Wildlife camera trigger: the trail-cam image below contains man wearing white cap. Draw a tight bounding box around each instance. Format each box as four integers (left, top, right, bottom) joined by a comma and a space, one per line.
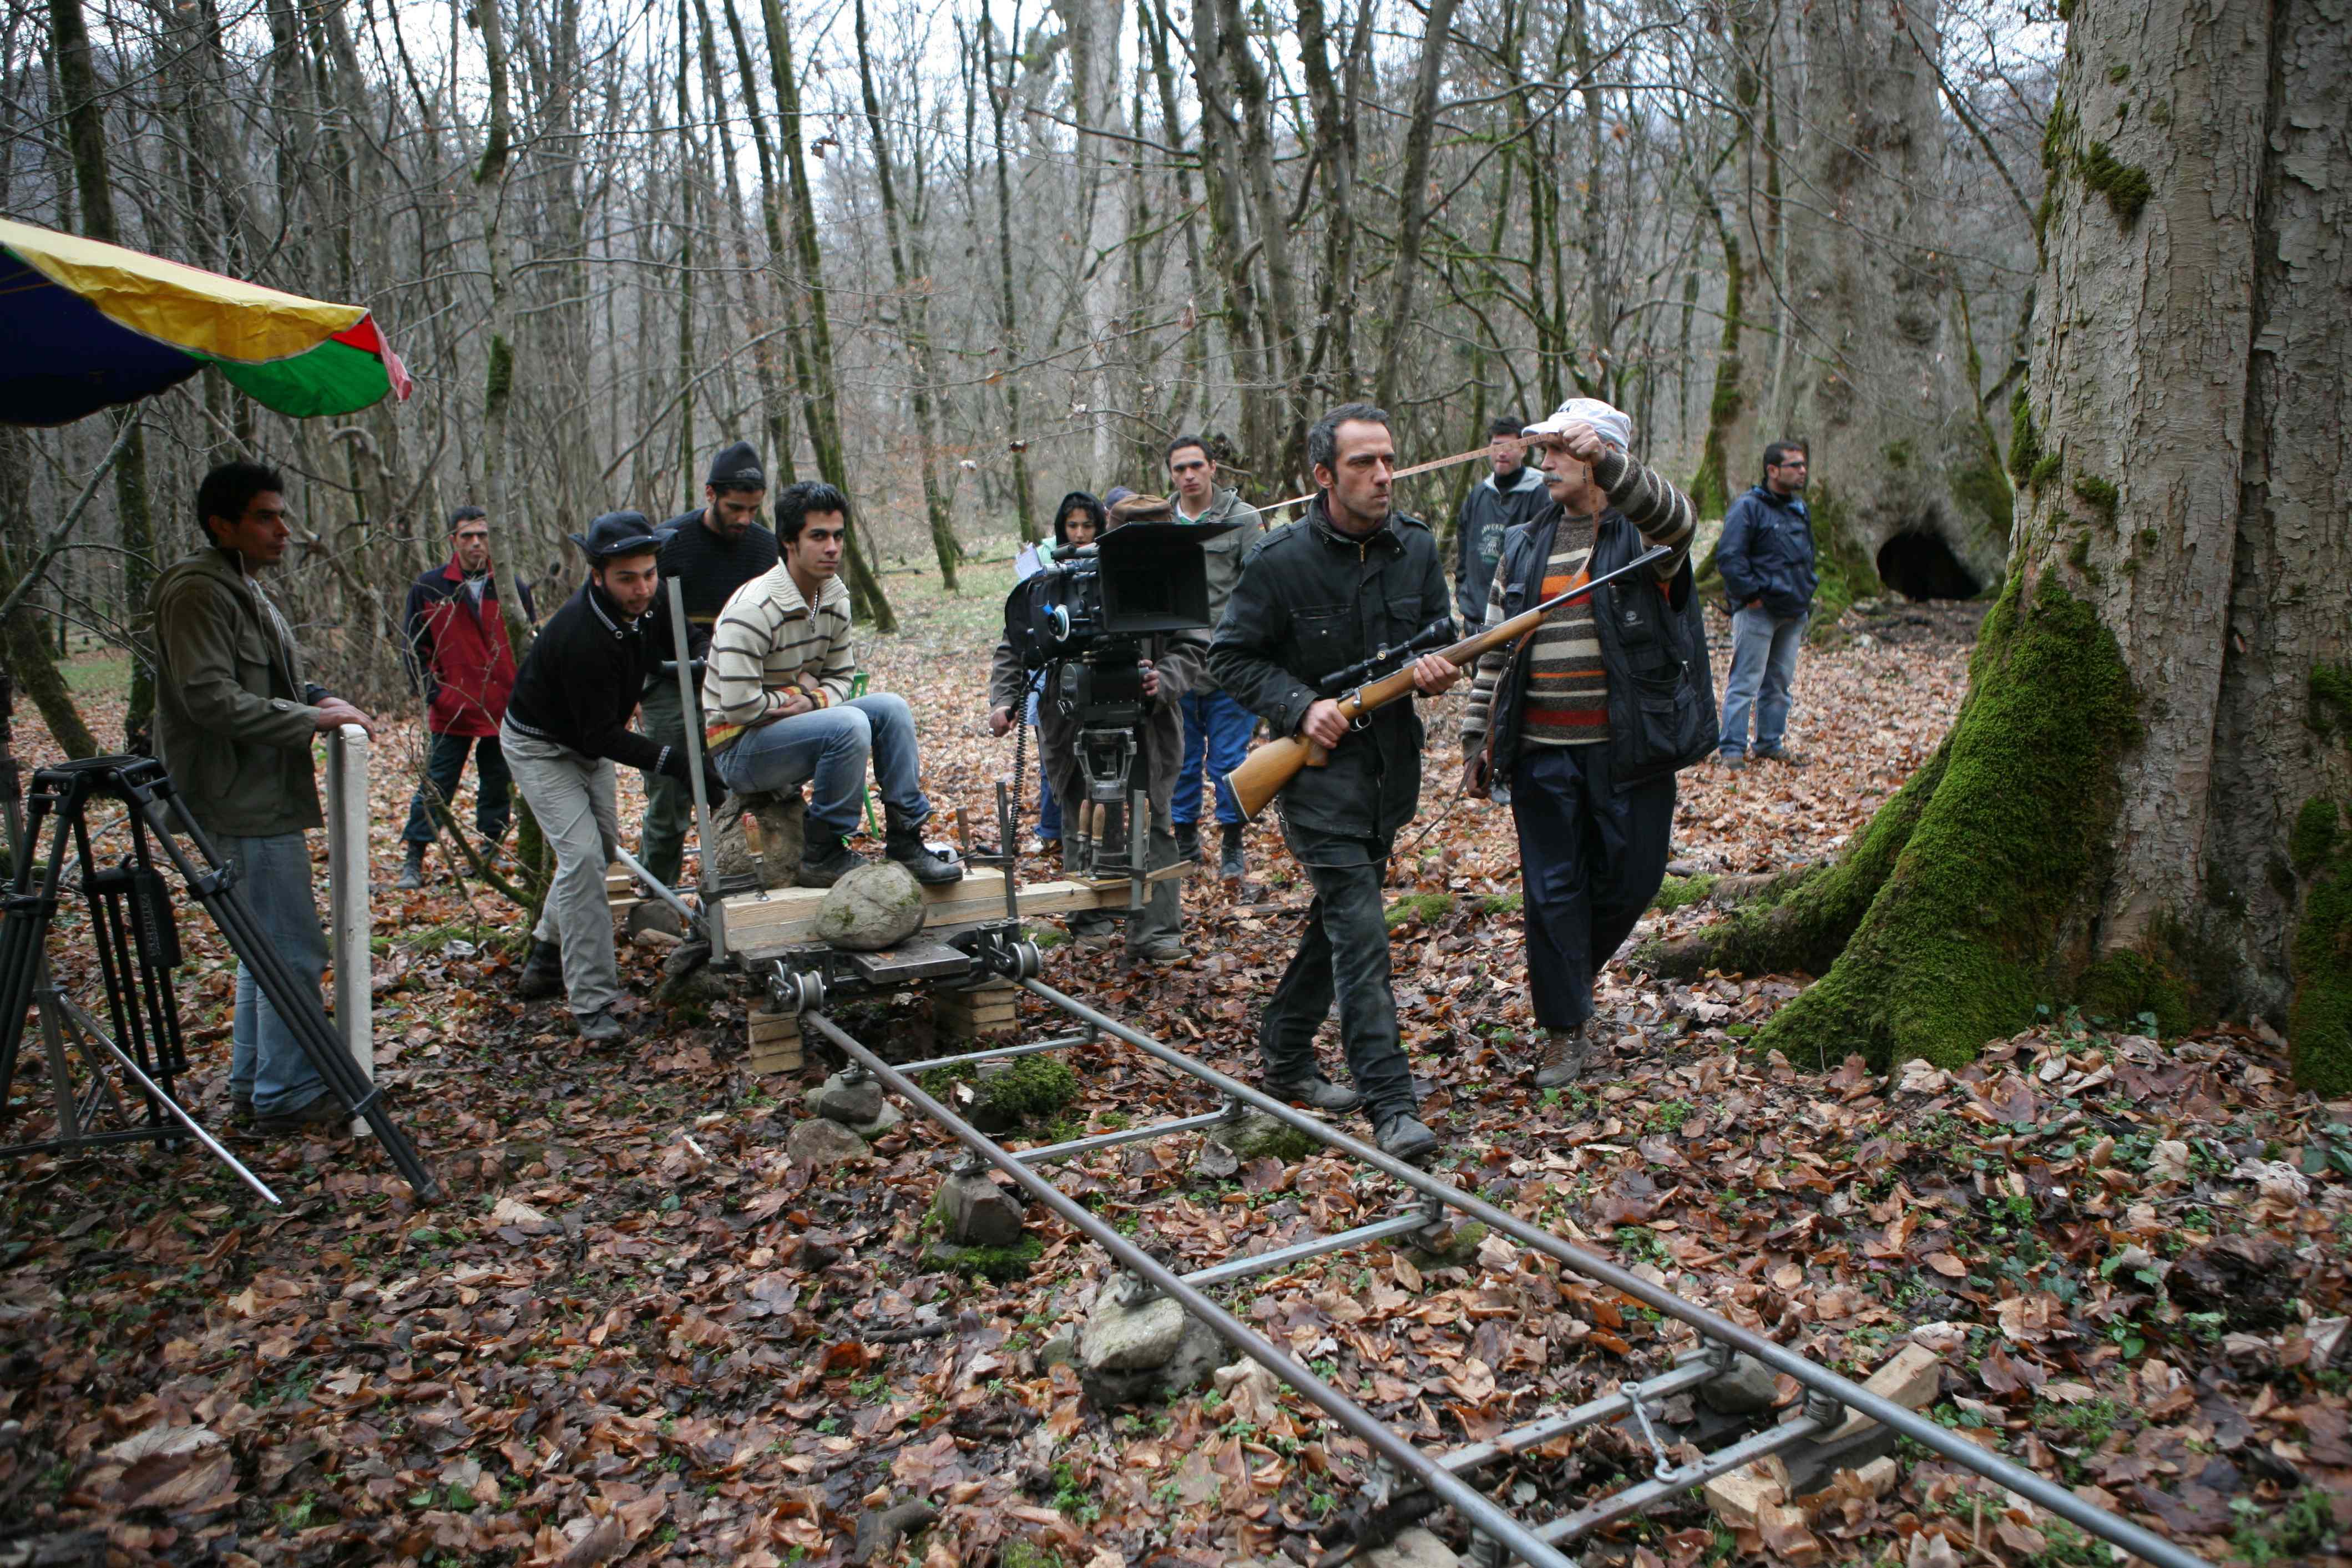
1458, 398, 1715, 1088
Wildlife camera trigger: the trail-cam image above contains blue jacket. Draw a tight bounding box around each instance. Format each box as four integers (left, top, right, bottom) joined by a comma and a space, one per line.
1716, 485, 1817, 619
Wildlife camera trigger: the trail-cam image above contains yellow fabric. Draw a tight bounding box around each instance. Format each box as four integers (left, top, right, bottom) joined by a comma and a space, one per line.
0, 216, 365, 364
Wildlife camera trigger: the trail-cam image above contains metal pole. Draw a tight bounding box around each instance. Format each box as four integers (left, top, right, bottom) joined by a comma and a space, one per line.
665, 576, 723, 962
611, 844, 703, 933
326, 725, 373, 1137
48, 993, 280, 1205
1020, 980, 2212, 1568
798, 1009, 1577, 1568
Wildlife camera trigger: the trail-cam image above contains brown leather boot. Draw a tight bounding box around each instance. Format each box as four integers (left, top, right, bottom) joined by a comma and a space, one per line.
1534, 1021, 1592, 1089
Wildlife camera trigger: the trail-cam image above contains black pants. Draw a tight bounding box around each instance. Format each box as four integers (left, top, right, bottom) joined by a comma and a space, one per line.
401, 730, 512, 847
1508, 743, 1675, 1030
1258, 824, 1414, 1121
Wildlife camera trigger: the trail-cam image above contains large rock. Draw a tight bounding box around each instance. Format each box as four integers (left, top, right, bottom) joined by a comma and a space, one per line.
937, 1171, 1026, 1248
1365, 1530, 1463, 1568
807, 1070, 887, 1129
816, 861, 925, 951
1699, 1353, 1779, 1415
1075, 1276, 1226, 1406
1201, 1109, 1320, 1165
710, 791, 806, 889
785, 1116, 873, 1166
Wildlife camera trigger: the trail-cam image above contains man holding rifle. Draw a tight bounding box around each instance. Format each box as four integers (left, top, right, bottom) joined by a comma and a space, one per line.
1459, 399, 1711, 1088
1211, 403, 1460, 1161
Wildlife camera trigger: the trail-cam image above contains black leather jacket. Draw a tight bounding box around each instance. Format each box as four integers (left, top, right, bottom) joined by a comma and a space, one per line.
1210, 497, 1452, 841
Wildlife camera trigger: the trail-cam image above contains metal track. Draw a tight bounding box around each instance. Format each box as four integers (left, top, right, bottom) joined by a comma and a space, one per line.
790, 979, 2212, 1568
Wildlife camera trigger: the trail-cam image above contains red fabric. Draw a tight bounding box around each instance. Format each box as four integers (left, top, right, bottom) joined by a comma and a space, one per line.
414, 562, 519, 737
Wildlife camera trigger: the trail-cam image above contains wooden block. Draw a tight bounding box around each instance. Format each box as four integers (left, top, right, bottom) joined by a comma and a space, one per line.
722, 869, 1133, 958
747, 1007, 803, 1074
1824, 1342, 1943, 1443
749, 1038, 805, 1074
1702, 1467, 1786, 1530
748, 1012, 802, 1044
934, 982, 1018, 1040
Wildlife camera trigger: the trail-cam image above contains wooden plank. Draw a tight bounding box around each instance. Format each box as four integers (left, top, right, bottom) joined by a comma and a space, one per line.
724, 868, 1134, 958
748, 1008, 804, 1074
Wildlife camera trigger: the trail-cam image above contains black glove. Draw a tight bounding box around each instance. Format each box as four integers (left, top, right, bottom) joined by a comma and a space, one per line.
701, 755, 729, 804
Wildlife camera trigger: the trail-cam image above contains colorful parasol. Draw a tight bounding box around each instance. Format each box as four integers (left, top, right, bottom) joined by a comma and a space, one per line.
0, 216, 411, 427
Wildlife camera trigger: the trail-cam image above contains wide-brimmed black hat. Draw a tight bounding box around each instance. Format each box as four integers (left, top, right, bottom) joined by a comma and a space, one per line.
570, 510, 660, 562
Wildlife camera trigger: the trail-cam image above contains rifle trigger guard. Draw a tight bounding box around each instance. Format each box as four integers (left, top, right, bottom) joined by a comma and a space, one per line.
1341, 689, 1372, 729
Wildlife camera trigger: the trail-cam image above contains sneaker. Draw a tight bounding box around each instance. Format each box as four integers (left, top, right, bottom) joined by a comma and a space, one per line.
575, 1008, 626, 1044
884, 826, 965, 886
1218, 825, 1247, 882
1717, 752, 1747, 771
798, 835, 866, 888
1534, 1023, 1591, 1089
1174, 822, 1201, 863
231, 1091, 254, 1127
1753, 746, 1803, 766
1266, 1074, 1361, 1112
394, 844, 427, 889
1374, 1112, 1438, 1162
516, 939, 564, 1000
1132, 934, 1189, 965
253, 1091, 350, 1136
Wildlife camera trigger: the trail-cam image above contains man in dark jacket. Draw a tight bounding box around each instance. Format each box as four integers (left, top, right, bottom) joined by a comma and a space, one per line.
396, 506, 534, 888
1210, 403, 1460, 1162
151, 461, 379, 1135
639, 441, 780, 889
1451, 414, 1551, 625
1714, 441, 1815, 766
502, 513, 722, 1041
1459, 399, 1709, 1089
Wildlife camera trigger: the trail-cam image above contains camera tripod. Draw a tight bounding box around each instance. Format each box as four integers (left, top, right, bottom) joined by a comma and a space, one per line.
0, 755, 440, 1203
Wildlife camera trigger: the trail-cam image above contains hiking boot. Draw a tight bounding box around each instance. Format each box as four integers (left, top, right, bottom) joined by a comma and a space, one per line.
1175, 822, 1201, 863
575, 1008, 626, 1044
395, 843, 427, 889
1374, 1111, 1438, 1162
798, 834, 866, 888
516, 939, 564, 1000
1218, 824, 1247, 881
1753, 746, 1804, 766
884, 824, 965, 886
1717, 751, 1747, 771
231, 1091, 254, 1127
254, 1091, 350, 1136
1132, 934, 1189, 965
1266, 1073, 1361, 1112
1534, 1023, 1592, 1089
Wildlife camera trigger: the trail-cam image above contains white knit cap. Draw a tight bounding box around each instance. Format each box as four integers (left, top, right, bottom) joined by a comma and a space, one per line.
1524, 397, 1632, 452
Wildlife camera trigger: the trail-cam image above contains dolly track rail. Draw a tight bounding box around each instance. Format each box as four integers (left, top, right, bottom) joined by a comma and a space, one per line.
1014, 980, 2212, 1568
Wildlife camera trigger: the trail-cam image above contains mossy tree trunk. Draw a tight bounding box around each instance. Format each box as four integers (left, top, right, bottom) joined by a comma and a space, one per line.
1665, 0, 2351, 1095
1775, 0, 2007, 600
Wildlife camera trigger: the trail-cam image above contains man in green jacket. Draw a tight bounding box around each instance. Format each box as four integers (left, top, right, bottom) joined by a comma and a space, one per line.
151, 461, 377, 1135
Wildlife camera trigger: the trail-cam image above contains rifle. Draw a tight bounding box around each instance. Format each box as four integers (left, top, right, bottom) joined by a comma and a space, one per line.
1222, 544, 1672, 821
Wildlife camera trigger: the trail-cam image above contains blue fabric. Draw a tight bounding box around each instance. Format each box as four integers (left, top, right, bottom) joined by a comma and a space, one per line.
1507, 743, 1676, 1030
219, 831, 331, 1118
1715, 485, 1817, 618
714, 693, 930, 838
1173, 689, 1254, 826
0, 247, 202, 426
1035, 740, 1062, 841
1720, 606, 1807, 755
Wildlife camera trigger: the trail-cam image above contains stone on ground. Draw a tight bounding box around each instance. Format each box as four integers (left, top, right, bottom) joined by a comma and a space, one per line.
937, 1170, 1026, 1248
1075, 1276, 1227, 1406
626, 899, 684, 939
1364, 1529, 1463, 1568
1699, 1352, 1779, 1414
1201, 1109, 1319, 1164
817, 861, 925, 951
806, 1070, 888, 1129
785, 1116, 873, 1166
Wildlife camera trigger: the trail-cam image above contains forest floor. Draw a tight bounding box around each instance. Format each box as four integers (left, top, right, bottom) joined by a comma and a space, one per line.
2, 562, 2348, 1568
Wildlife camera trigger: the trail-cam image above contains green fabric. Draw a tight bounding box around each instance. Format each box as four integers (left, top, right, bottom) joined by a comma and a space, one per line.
206, 338, 391, 419
148, 548, 324, 837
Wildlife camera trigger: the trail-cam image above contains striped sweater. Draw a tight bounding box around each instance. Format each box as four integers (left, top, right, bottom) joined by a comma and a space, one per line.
1459, 447, 1698, 752
700, 564, 857, 752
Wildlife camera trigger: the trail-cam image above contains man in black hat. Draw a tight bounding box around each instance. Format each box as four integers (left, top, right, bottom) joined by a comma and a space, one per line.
502, 513, 723, 1041
636, 441, 780, 893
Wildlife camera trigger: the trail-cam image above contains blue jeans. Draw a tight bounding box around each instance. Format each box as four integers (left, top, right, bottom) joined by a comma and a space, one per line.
1174, 690, 1253, 827
1719, 606, 1807, 756
714, 694, 931, 838
218, 831, 331, 1117
399, 730, 511, 846
1035, 736, 1063, 842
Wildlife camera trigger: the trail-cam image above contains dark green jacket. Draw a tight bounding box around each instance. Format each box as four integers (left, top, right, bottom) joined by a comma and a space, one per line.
1209, 497, 1451, 842
149, 547, 325, 837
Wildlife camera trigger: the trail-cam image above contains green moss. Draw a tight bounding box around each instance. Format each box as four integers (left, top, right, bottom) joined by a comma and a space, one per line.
2007, 388, 2043, 484
924, 1235, 1044, 1283
1755, 573, 2141, 1069
1652, 874, 1719, 912
2073, 922, 2228, 1039
2027, 452, 2063, 491
2071, 474, 2119, 524
2065, 534, 2101, 585
1480, 891, 1524, 917
2293, 798, 2342, 876
2079, 144, 2152, 222
2290, 864, 2352, 1095
1385, 891, 1456, 930
1800, 485, 1881, 642
2311, 662, 2352, 737
969, 1056, 1079, 1126
1952, 456, 2015, 543
1882, 439, 1914, 471
2106, 63, 2130, 84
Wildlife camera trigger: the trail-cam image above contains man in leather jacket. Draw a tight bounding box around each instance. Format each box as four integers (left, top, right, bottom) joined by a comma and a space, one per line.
1210, 403, 1461, 1162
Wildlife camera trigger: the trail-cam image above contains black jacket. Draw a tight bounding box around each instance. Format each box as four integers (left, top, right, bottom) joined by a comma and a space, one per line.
1210, 498, 1452, 842
655, 508, 781, 632
1484, 510, 1716, 791
1453, 463, 1552, 625
1716, 484, 1817, 618
504, 580, 696, 771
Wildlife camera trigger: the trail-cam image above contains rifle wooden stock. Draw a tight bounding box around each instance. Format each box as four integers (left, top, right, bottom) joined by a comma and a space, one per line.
1221, 544, 1670, 821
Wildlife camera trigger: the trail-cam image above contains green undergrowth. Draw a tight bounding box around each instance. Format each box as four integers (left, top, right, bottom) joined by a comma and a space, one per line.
1801, 484, 1882, 643
1756, 571, 2139, 1069
924, 1235, 1043, 1283
1385, 891, 1456, 929
1651, 874, 1719, 912
2290, 795, 2352, 1095
920, 1055, 1079, 1129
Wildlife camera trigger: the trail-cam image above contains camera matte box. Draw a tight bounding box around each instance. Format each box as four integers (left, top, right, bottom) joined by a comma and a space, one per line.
1095, 518, 1240, 634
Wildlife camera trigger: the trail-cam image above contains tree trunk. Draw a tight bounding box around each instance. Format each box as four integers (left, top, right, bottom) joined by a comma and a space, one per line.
1776, 0, 2005, 603
49, 0, 160, 751
982, 0, 1040, 541
0, 428, 99, 761
1371, 0, 1458, 409
1667, 0, 2351, 1094
715, 0, 804, 483
1053, 0, 1128, 479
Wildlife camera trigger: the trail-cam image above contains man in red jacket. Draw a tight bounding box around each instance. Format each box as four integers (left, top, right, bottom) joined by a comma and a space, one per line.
397, 507, 535, 888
